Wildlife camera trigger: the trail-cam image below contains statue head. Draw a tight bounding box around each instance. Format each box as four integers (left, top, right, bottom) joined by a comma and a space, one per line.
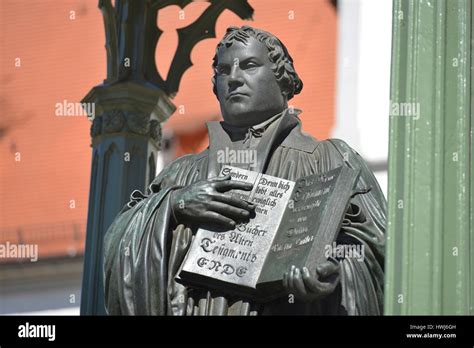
212, 26, 303, 127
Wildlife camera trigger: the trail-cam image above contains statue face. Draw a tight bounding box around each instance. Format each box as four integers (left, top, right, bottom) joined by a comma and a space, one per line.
215, 37, 287, 127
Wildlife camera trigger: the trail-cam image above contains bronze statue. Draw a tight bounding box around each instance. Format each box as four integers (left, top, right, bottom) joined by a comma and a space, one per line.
103, 26, 386, 315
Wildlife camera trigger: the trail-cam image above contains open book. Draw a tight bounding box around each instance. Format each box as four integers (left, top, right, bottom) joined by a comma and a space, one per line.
177, 165, 360, 301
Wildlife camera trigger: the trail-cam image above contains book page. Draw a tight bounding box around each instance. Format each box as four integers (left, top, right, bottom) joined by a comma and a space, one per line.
179, 166, 295, 291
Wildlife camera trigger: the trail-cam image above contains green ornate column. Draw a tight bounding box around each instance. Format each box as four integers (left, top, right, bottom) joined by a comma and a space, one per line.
80, 0, 254, 315
80, 0, 176, 315
385, 0, 473, 314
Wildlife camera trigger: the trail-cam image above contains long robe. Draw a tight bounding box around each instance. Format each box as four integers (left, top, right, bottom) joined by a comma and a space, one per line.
103, 109, 386, 315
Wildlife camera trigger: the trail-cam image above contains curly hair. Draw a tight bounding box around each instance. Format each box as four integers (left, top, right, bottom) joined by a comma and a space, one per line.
211, 26, 303, 100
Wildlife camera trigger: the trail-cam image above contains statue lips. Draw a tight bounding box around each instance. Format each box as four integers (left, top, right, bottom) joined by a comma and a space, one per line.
226, 92, 249, 101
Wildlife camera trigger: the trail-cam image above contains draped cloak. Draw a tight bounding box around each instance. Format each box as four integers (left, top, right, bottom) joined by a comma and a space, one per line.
103, 109, 386, 315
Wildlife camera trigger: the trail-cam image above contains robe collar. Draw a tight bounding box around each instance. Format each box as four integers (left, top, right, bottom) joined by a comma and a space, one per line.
205, 108, 302, 178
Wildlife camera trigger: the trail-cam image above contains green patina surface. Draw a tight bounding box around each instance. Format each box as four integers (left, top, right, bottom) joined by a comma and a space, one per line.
386, 0, 472, 315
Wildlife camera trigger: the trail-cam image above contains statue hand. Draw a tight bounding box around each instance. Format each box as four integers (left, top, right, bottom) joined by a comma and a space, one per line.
170, 174, 255, 229
282, 260, 340, 302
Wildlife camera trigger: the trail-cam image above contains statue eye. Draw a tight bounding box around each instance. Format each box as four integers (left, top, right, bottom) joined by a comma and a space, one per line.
244, 62, 258, 70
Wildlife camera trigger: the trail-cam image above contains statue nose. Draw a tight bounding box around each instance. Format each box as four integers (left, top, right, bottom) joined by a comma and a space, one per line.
228, 65, 244, 85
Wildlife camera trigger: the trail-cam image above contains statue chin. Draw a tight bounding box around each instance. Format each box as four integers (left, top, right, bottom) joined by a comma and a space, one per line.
222, 106, 286, 127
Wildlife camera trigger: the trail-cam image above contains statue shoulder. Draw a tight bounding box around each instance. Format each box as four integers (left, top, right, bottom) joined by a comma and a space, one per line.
280, 124, 320, 153
319, 138, 366, 171
149, 149, 209, 192
326, 138, 361, 160
326, 138, 387, 204
279, 126, 362, 158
